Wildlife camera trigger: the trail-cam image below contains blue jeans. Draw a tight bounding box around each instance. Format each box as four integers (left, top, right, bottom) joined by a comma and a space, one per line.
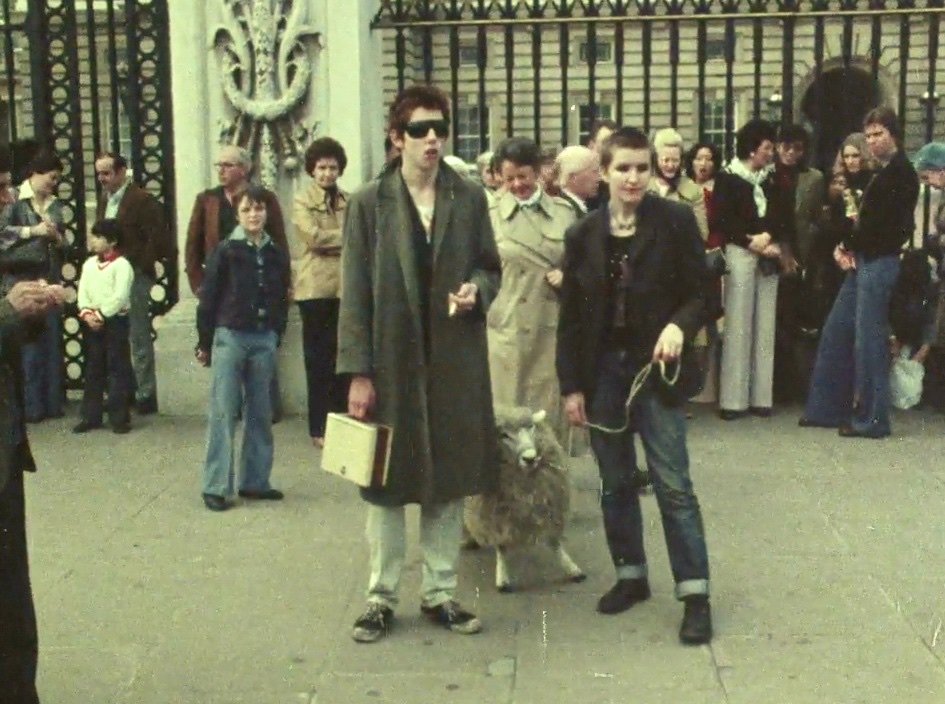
804, 254, 900, 437
202, 327, 278, 497
22, 310, 63, 421
588, 349, 710, 599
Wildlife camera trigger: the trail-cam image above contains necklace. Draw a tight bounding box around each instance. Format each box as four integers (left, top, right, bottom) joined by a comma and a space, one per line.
610, 210, 637, 237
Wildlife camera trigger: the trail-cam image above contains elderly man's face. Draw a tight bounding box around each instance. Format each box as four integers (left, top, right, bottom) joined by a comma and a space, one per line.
216, 146, 249, 189
923, 169, 945, 190
567, 159, 601, 200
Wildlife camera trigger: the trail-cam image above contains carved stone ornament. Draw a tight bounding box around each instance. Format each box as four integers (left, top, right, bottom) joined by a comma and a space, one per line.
211, 0, 322, 188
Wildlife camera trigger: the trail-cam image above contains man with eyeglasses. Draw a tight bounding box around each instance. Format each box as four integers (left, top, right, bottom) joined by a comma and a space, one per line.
338, 84, 501, 643
0, 146, 68, 704
94, 152, 174, 416
184, 145, 287, 296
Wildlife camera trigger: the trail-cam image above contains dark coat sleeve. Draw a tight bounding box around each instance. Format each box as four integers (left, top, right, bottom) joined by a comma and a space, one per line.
195, 242, 226, 353
337, 188, 376, 376
467, 187, 501, 314
555, 221, 585, 397
185, 194, 206, 295
712, 174, 761, 250
668, 204, 709, 343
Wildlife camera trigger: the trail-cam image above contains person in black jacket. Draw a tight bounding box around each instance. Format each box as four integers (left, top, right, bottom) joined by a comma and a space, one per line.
556, 127, 712, 645
195, 186, 291, 510
801, 107, 920, 438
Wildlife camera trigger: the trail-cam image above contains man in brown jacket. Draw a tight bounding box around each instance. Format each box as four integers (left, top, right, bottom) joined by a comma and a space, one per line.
94, 153, 174, 414
184, 145, 287, 295
184, 145, 288, 420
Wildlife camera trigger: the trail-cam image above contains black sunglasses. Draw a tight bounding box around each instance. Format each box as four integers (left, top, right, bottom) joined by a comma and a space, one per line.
404, 119, 449, 139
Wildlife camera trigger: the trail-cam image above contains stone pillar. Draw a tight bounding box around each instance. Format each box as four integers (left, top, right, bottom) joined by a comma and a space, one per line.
156, 0, 385, 416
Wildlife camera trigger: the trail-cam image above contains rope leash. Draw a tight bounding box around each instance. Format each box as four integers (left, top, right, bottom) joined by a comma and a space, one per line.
584, 359, 681, 435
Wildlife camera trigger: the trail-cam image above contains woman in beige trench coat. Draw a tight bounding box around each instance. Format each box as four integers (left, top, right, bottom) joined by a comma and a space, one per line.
487, 138, 576, 433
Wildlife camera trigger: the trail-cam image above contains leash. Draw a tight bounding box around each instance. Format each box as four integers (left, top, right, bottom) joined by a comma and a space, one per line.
584, 359, 681, 435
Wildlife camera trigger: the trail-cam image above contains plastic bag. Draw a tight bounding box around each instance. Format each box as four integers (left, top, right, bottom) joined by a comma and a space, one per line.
890, 349, 924, 410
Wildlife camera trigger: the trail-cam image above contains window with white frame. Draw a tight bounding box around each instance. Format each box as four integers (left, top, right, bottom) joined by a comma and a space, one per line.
578, 103, 613, 146
454, 104, 489, 163
701, 97, 738, 151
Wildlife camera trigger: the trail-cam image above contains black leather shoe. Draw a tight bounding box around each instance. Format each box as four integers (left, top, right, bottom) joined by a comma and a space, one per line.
597, 578, 651, 614
112, 422, 131, 435
718, 409, 747, 421
202, 494, 229, 512
135, 396, 158, 415
679, 595, 713, 645
73, 420, 102, 434
749, 406, 772, 418
238, 488, 284, 500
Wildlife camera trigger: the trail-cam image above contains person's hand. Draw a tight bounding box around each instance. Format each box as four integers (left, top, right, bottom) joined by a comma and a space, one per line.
545, 268, 564, 289
448, 282, 478, 316
913, 344, 931, 365
348, 375, 376, 420
563, 392, 587, 427
5, 281, 54, 318
760, 243, 782, 259
195, 348, 210, 367
834, 245, 856, 271
780, 253, 799, 275
653, 322, 684, 362
747, 232, 772, 254
889, 336, 902, 358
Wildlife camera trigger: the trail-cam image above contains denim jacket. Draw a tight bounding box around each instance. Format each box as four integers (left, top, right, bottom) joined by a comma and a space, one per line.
196, 226, 290, 352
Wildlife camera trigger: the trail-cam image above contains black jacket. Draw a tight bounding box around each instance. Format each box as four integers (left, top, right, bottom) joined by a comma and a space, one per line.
196, 231, 291, 352
844, 150, 919, 258
711, 170, 795, 253
556, 195, 708, 405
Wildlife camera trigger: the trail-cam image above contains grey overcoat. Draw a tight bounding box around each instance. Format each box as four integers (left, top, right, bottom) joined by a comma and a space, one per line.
337, 162, 502, 507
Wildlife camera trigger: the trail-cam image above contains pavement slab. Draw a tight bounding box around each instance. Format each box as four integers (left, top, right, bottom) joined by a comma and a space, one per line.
20, 405, 945, 703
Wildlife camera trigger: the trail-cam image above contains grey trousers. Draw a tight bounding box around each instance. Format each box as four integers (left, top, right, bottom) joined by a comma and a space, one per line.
129, 268, 157, 402
365, 499, 464, 609
719, 244, 779, 411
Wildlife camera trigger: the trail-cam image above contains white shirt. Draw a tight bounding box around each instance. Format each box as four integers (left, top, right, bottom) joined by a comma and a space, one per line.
77, 254, 134, 318
104, 182, 129, 219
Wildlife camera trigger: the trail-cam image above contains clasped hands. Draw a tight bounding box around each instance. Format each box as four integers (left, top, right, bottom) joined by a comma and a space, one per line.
564, 323, 684, 427
748, 232, 798, 274
833, 245, 856, 271
6, 280, 67, 319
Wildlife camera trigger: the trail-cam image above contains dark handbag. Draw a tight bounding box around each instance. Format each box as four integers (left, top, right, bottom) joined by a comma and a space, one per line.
0, 236, 50, 275
758, 256, 781, 277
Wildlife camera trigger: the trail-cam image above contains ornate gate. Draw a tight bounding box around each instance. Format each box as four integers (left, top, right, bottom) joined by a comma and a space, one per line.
1, 0, 176, 388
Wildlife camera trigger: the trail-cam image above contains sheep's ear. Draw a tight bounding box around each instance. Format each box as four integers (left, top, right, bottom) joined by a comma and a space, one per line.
531, 410, 547, 425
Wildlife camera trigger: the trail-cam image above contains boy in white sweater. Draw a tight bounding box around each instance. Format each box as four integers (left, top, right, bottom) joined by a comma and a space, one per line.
74, 219, 135, 434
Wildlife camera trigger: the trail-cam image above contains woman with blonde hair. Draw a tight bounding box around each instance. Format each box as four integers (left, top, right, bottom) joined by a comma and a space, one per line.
649, 128, 708, 239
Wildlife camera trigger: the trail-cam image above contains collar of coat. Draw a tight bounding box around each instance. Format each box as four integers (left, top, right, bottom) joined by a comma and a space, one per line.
496, 188, 557, 221
579, 194, 662, 277
298, 180, 348, 212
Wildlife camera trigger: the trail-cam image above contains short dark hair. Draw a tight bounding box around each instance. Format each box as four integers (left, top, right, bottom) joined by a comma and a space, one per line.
0, 146, 11, 175
387, 84, 451, 136
236, 184, 269, 209
777, 124, 810, 149
27, 150, 63, 176
735, 119, 777, 160
304, 137, 347, 176
384, 135, 394, 153
863, 106, 903, 145
600, 126, 650, 169
95, 152, 128, 171
589, 119, 619, 144
91, 218, 122, 245
684, 141, 723, 180
493, 137, 542, 170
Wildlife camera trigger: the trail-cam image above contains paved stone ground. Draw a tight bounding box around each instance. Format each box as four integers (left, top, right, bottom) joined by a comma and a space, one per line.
21, 404, 945, 703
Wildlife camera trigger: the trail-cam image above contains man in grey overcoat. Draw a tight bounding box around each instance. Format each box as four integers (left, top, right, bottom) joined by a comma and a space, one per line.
338, 85, 501, 643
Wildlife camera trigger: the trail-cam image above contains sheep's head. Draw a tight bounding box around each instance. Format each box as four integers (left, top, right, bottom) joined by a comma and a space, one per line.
495, 407, 546, 469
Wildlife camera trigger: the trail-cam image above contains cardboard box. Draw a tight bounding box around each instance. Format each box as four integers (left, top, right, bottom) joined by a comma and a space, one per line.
321, 413, 393, 488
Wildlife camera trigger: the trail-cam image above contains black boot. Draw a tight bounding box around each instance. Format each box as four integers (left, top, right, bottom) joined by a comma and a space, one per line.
596, 578, 651, 614
679, 595, 712, 644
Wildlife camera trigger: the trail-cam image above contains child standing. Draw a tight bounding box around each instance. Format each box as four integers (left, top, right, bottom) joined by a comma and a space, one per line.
74, 218, 134, 434
195, 186, 291, 512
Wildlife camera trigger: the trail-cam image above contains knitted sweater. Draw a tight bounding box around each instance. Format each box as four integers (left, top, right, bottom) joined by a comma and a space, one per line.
77, 254, 133, 319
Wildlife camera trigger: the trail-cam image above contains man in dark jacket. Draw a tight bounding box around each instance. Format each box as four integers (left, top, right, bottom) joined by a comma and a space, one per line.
556, 127, 712, 644
802, 107, 920, 438
0, 145, 67, 704
338, 85, 501, 644
94, 153, 174, 415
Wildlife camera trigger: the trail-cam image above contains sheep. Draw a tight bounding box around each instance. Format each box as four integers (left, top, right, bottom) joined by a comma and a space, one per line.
465, 406, 586, 592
